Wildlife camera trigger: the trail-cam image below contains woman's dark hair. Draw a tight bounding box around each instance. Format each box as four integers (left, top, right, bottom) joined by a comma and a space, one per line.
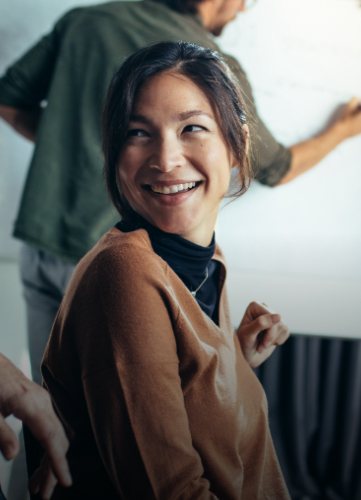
103, 41, 252, 217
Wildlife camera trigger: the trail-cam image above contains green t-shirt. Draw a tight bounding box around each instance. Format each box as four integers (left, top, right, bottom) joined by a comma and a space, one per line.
0, 0, 290, 262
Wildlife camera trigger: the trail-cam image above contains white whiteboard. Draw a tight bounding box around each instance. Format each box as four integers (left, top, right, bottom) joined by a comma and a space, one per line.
217, 0, 361, 337
0, 0, 360, 337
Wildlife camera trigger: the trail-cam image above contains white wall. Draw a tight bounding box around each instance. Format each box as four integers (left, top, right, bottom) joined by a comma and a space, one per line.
216, 0, 361, 337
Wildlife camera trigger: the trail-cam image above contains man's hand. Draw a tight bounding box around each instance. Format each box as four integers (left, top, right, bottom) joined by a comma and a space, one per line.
0, 104, 40, 142
279, 96, 361, 185
236, 302, 289, 368
0, 353, 72, 498
336, 97, 361, 139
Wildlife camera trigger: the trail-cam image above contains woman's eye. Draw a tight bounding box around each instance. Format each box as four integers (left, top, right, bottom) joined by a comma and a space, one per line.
183, 124, 206, 133
126, 129, 148, 138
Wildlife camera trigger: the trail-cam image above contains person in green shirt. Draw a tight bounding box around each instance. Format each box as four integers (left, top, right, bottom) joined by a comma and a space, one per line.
0, 0, 360, 386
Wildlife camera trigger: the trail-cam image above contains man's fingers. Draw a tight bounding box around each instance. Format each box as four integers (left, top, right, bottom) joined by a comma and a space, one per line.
0, 414, 19, 460
26, 412, 72, 487
29, 459, 58, 500
39, 469, 58, 500
348, 96, 361, 112
0, 354, 71, 489
38, 423, 72, 487
29, 465, 42, 496
13, 387, 72, 487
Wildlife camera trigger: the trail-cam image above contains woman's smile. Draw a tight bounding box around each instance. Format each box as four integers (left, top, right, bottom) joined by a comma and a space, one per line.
142, 180, 204, 206
146, 180, 199, 195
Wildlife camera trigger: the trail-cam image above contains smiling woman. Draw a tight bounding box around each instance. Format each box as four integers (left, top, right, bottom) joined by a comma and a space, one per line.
41, 41, 290, 499
117, 71, 235, 246
103, 42, 250, 248
103, 41, 250, 220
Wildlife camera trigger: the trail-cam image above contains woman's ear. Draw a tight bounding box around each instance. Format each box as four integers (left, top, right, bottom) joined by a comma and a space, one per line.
243, 124, 250, 155
231, 124, 250, 169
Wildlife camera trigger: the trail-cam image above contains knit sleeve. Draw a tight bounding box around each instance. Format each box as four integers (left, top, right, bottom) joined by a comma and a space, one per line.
77, 244, 219, 499
223, 53, 291, 187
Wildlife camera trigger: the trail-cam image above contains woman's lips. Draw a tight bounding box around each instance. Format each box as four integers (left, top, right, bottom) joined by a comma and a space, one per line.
141, 180, 203, 205
142, 180, 203, 195
150, 181, 196, 194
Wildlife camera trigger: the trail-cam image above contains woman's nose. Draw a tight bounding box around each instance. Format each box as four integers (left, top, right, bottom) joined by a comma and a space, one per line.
148, 135, 185, 172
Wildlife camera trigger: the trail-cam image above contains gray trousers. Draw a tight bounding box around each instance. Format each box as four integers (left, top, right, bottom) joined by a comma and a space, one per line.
19, 244, 75, 384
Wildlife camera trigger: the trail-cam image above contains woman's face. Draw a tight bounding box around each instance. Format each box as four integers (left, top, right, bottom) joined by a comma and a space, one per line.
117, 71, 234, 246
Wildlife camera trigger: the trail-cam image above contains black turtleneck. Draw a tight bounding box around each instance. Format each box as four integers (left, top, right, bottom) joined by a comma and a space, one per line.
116, 215, 220, 323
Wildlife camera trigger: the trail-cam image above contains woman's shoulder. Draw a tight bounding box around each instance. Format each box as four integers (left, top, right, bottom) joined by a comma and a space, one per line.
79, 227, 168, 282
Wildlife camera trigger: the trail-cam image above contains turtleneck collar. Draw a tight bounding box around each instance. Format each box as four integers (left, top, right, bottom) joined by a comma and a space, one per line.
116, 213, 220, 322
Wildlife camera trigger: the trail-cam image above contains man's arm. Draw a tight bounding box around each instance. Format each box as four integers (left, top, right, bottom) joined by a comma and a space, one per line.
279, 97, 361, 185
0, 104, 41, 142
0, 353, 72, 498
0, 12, 72, 143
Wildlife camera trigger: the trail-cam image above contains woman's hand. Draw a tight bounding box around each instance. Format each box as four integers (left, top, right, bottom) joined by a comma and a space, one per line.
236, 302, 289, 368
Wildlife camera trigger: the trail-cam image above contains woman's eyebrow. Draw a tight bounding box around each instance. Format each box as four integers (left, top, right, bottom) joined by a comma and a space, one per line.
178, 110, 213, 121
129, 110, 214, 124
129, 114, 150, 123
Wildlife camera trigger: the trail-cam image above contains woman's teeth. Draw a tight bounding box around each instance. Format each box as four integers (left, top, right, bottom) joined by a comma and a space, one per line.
151, 182, 196, 194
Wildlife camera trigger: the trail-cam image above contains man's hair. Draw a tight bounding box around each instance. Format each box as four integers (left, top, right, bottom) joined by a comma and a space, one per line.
151, 0, 203, 14
102, 41, 251, 218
